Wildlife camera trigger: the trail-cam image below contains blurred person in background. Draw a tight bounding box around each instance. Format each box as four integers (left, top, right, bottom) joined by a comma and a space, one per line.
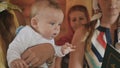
10, 0, 35, 24
0, 0, 26, 68
69, 0, 120, 68
55, 5, 90, 68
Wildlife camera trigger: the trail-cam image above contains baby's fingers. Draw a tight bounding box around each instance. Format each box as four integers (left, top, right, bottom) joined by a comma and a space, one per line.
69, 47, 76, 52
67, 44, 76, 50
71, 45, 76, 49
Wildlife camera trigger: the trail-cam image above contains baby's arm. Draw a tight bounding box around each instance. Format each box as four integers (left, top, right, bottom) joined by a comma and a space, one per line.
54, 43, 75, 57
10, 59, 28, 68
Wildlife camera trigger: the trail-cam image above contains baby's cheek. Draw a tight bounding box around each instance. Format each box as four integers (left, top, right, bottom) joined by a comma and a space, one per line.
55, 33, 59, 37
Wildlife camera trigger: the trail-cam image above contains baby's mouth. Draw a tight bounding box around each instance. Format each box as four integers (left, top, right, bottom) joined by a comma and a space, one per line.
52, 33, 57, 37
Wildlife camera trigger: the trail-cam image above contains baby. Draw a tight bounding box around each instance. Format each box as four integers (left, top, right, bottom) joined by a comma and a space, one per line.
7, 1, 75, 68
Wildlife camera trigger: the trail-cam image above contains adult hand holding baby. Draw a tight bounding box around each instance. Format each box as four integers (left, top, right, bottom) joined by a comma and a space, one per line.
21, 43, 55, 68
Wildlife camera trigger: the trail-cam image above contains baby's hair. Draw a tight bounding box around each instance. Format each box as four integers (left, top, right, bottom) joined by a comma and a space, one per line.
31, 0, 61, 18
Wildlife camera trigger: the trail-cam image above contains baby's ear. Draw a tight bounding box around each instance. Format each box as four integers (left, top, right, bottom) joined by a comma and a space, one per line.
31, 17, 38, 28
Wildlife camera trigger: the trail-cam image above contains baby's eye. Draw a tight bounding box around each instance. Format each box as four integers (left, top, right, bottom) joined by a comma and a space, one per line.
58, 23, 62, 26
50, 22, 55, 25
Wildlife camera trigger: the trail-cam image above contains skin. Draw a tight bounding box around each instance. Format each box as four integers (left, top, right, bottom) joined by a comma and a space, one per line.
99, 0, 119, 28
68, 8, 89, 68
30, 7, 75, 68
69, 11, 88, 31
55, 5, 90, 68
10, 43, 55, 68
68, 11, 89, 68
12, 5, 75, 68
10, 0, 58, 24
31, 7, 64, 40
11, 0, 63, 68
11, 7, 64, 68
69, 0, 120, 68
22, 43, 55, 67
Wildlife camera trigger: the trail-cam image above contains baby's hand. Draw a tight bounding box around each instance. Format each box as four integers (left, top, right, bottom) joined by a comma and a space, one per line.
61, 42, 76, 55
10, 59, 28, 68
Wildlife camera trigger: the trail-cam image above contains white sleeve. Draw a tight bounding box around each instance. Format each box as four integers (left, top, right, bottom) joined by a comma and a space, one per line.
50, 39, 65, 57
54, 45, 65, 57
7, 27, 31, 67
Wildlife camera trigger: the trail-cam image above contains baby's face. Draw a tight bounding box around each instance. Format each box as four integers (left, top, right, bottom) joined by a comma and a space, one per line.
36, 7, 64, 39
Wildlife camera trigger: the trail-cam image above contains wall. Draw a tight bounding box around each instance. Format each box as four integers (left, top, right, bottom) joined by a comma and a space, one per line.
66, 0, 92, 18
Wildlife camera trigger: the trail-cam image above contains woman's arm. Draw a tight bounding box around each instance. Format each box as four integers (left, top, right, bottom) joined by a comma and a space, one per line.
69, 28, 86, 68
21, 43, 55, 68
54, 57, 62, 68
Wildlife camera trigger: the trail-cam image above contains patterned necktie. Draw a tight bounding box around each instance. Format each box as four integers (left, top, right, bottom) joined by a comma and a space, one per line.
97, 32, 107, 49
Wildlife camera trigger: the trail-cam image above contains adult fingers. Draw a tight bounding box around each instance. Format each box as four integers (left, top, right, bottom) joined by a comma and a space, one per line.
30, 58, 41, 67
21, 60, 29, 68
11, 63, 17, 68
21, 48, 31, 60
15, 62, 21, 68
25, 53, 35, 64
